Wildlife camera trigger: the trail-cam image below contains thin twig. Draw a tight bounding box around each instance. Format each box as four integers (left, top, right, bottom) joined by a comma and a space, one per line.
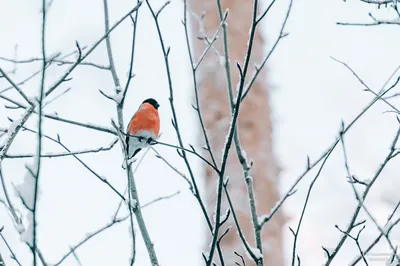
182, 0, 225, 169
0, 56, 110, 70
0, 69, 32, 105
121, 131, 218, 172
53, 216, 128, 266
259, 73, 400, 229
350, 216, 400, 265
53, 188, 176, 266
145, 2, 221, 264
291, 144, 335, 266
0, 230, 22, 266
0, 167, 21, 227
331, 57, 400, 113
120, 4, 140, 108
70, 248, 83, 266
141, 190, 180, 208
44, 1, 142, 97
338, 12, 400, 26
223, 181, 260, 262
240, 0, 293, 102
339, 123, 399, 261
0, 94, 117, 135
5, 138, 118, 158
151, 147, 192, 190
335, 224, 369, 266
22, 126, 127, 206
0, 1, 142, 169
325, 125, 400, 265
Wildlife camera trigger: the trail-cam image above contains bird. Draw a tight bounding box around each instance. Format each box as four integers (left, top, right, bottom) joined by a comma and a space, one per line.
125, 98, 160, 160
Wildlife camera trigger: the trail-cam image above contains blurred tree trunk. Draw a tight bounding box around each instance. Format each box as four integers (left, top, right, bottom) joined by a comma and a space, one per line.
190, 1, 285, 265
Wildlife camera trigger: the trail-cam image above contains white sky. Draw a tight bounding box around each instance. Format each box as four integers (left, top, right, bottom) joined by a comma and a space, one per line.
1, 0, 400, 265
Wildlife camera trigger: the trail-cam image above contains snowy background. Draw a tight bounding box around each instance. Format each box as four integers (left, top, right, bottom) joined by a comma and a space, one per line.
1, 0, 400, 265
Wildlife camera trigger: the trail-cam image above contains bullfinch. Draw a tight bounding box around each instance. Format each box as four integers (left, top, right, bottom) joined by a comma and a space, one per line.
126, 98, 160, 159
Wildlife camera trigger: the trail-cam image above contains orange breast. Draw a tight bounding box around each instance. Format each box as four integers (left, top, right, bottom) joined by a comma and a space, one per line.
127, 103, 160, 137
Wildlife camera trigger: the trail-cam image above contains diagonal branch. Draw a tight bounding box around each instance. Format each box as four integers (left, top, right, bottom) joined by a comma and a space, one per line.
0, 69, 32, 105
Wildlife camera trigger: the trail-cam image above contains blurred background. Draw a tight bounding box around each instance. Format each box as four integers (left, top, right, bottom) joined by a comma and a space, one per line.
1, 0, 400, 265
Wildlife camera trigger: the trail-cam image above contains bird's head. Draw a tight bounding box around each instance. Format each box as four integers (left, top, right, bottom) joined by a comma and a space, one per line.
142, 98, 160, 109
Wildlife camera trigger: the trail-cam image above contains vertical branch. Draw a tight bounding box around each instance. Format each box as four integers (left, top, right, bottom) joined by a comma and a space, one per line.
227, 0, 263, 262
290, 146, 335, 266
190, 0, 290, 264
120, 6, 140, 108
182, 0, 219, 169
215, 0, 234, 109
31, 1, 47, 265
103, 0, 120, 89
207, 65, 247, 266
145, 1, 230, 264
208, 0, 285, 264
102, 1, 159, 265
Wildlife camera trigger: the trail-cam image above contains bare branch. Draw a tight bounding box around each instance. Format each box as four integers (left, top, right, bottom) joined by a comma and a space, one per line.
145, 3, 220, 263
339, 122, 400, 261
0, 69, 32, 105
223, 181, 260, 262
44, 1, 142, 97
141, 190, 180, 208
102, 0, 157, 264
290, 143, 335, 265
21, 126, 127, 207
338, 12, 400, 26
259, 72, 400, 229
331, 56, 399, 113
335, 224, 369, 266
0, 1, 141, 172
5, 138, 118, 159
350, 209, 400, 265
182, 0, 225, 172
70, 248, 83, 266
0, 229, 22, 266
54, 186, 177, 266
241, 0, 292, 102
0, 56, 110, 70
120, 9, 140, 108
30, 2, 48, 263
151, 147, 193, 190
53, 216, 128, 266
0, 93, 117, 135
326, 125, 400, 265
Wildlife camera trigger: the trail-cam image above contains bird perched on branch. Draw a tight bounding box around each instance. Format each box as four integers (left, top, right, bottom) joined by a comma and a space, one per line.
126, 98, 160, 160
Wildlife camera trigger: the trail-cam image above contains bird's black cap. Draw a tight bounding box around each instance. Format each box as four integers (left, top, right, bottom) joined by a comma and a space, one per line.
142, 98, 160, 109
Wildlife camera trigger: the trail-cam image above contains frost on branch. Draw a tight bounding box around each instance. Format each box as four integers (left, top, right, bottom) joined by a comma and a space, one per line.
20, 211, 34, 246
7, 118, 22, 139
125, 198, 138, 209
15, 156, 39, 210
223, 176, 230, 186
387, 255, 400, 266
246, 246, 263, 260
14, 156, 39, 247
99, 86, 123, 104
257, 214, 267, 226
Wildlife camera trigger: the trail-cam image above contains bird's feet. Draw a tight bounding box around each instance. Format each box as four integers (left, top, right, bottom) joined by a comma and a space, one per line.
147, 137, 156, 145
121, 156, 137, 170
